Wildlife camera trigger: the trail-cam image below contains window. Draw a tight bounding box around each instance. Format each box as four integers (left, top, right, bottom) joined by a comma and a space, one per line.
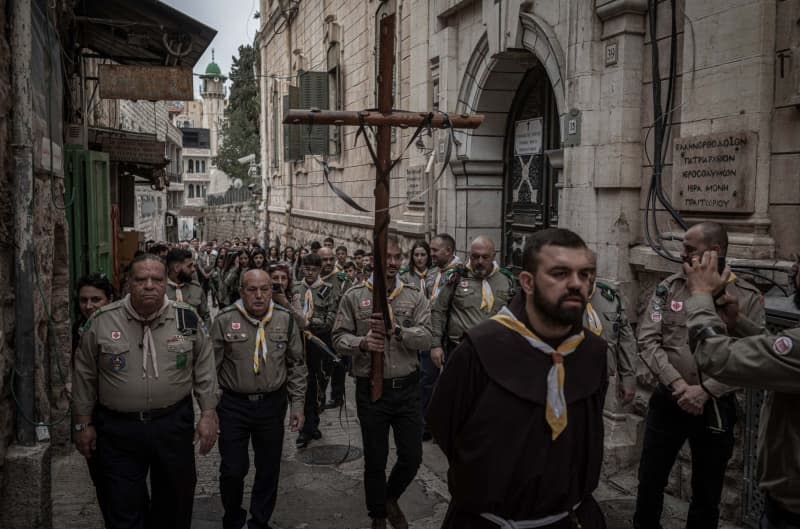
430, 57, 440, 111
188, 159, 194, 173
298, 71, 329, 155
188, 184, 195, 198
201, 185, 207, 198
201, 160, 206, 173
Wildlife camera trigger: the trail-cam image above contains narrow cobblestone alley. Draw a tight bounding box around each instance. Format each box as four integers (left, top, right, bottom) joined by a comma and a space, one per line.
52, 379, 743, 529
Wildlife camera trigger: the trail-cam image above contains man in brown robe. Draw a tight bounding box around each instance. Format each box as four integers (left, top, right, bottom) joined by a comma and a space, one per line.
427, 228, 608, 529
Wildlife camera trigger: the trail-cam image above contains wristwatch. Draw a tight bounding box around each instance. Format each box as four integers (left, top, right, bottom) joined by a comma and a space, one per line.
73, 422, 92, 432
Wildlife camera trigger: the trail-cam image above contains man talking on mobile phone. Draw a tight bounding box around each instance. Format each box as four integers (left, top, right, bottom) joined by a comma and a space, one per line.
634, 221, 765, 529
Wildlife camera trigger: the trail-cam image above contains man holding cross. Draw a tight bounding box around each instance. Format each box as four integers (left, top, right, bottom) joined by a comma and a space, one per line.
332, 235, 432, 529
285, 13, 479, 527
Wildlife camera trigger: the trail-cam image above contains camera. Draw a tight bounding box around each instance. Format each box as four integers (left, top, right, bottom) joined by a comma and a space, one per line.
271, 283, 283, 294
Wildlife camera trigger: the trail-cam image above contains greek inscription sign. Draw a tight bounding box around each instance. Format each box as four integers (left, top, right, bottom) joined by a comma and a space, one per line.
406, 166, 423, 204
672, 131, 756, 213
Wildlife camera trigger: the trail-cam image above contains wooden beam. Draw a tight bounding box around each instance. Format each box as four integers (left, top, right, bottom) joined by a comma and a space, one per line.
284, 109, 484, 129
369, 13, 397, 402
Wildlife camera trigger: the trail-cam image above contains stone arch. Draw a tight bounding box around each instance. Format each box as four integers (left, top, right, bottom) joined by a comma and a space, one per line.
445, 13, 567, 255
454, 13, 566, 161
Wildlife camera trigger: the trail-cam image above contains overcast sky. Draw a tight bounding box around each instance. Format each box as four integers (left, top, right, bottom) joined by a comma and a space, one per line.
162, 0, 259, 97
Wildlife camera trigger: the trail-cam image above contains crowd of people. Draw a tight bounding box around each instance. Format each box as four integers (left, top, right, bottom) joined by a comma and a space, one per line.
68, 224, 799, 529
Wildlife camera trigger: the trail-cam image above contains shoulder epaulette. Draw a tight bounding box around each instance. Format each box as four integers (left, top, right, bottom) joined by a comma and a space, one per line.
272, 303, 290, 314
218, 304, 238, 315
174, 300, 197, 312
444, 265, 464, 283
595, 280, 618, 303
732, 276, 763, 294
499, 267, 516, 283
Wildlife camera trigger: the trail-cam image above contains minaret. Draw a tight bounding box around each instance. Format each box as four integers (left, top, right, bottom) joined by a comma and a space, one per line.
200, 49, 227, 159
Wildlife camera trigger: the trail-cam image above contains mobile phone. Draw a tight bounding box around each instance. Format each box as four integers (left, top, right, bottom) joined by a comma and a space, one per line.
717, 256, 726, 274
272, 283, 283, 294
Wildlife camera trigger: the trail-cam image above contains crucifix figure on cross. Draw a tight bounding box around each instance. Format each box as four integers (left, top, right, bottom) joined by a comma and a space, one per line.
283, 13, 483, 401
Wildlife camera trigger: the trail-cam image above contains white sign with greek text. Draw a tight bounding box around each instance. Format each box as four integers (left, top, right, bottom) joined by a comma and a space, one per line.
514, 118, 543, 156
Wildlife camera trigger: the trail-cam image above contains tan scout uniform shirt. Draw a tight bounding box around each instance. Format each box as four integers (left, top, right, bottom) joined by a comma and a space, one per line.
687, 293, 800, 514
211, 303, 307, 412
332, 279, 432, 378
430, 267, 515, 347
197, 251, 216, 278
167, 280, 210, 324
638, 272, 765, 397
72, 299, 218, 415
321, 270, 352, 304
399, 268, 432, 295
293, 279, 338, 336
584, 281, 637, 390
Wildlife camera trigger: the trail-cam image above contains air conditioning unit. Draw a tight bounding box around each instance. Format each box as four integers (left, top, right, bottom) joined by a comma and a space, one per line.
65, 124, 84, 146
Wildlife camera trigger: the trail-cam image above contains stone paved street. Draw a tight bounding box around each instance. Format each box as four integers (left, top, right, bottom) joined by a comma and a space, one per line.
52, 376, 744, 529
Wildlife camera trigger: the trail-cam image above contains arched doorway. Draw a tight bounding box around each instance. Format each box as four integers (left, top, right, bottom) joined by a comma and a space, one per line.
453, 15, 566, 265
503, 62, 561, 271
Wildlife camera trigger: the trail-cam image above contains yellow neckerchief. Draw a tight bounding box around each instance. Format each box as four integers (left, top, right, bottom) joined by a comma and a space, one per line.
585, 284, 603, 336
430, 256, 461, 301
321, 269, 337, 283
411, 267, 428, 290
302, 277, 322, 324
122, 294, 171, 379
491, 306, 585, 440
335, 262, 344, 273
234, 299, 275, 374
465, 260, 500, 312
365, 275, 404, 326
167, 279, 184, 302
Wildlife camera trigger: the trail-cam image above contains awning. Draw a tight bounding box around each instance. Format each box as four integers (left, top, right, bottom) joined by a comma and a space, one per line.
75, 0, 216, 67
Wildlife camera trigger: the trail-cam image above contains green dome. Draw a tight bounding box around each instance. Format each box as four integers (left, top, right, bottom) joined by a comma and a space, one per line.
205, 62, 222, 76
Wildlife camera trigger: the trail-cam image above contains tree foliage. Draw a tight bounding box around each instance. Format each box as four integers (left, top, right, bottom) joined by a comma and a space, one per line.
216, 44, 260, 183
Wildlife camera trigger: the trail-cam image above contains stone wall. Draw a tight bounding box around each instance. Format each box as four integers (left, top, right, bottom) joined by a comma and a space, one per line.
0, 0, 14, 475
203, 201, 262, 243
1, 0, 72, 504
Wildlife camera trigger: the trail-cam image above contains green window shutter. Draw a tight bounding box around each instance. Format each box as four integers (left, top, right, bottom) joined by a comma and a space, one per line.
298, 71, 330, 155
283, 85, 303, 161
85, 151, 113, 279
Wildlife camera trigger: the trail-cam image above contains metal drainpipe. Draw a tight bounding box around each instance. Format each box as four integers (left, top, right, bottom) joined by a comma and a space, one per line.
11, 0, 37, 445
284, 20, 293, 241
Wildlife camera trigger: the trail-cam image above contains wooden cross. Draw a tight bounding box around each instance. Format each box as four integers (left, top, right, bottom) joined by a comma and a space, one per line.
284, 13, 483, 401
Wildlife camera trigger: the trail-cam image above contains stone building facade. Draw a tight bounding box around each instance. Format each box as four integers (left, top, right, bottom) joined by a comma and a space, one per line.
255, 0, 800, 523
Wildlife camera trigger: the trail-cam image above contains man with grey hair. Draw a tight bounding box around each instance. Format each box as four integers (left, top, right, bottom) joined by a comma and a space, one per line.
430, 235, 516, 368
